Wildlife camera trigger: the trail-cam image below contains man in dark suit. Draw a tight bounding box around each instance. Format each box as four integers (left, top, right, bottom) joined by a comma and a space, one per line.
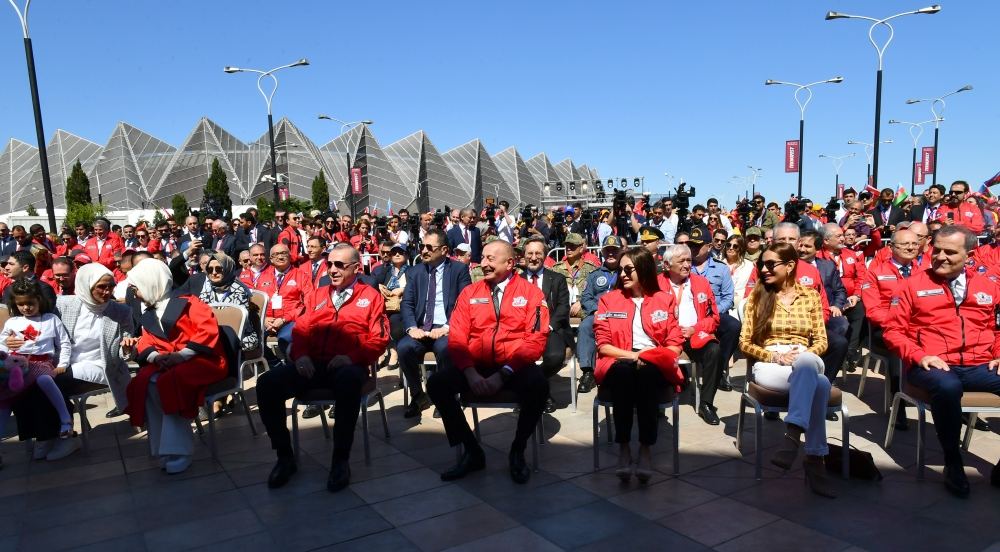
0, 223, 15, 259
798, 231, 849, 392
234, 211, 275, 255
446, 208, 482, 264
2, 251, 56, 306
208, 219, 237, 259
178, 215, 209, 255
909, 184, 946, 224
520, 237, 571, 413
398, 229, 472, 418
869, 187, 907, 234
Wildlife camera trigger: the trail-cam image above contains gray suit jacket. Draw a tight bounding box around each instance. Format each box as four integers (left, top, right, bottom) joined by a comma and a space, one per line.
56, 296, 135, 409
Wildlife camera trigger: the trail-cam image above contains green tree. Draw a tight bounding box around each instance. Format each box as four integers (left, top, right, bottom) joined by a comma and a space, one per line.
65, 160, 92, 206
311, 170, 330, 212
255, 197, 275, 224
171, 194, 190, 220
202, 158, 233, 220
280, 197, 312, 216
152, 210, 166, 225
25, 204, 38, 217
63, 202, 105, 231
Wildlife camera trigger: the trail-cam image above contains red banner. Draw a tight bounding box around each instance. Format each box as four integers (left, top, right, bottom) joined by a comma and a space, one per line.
785, 140, 800, 173
350, 168, 363, 195
915, 162, 925, 185
837, 184, 844, 199
922, 147, 935, 174
278, 187, 289, 201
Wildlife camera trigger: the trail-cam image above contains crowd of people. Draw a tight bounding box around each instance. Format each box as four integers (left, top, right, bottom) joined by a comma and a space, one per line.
0, 179, 999, 500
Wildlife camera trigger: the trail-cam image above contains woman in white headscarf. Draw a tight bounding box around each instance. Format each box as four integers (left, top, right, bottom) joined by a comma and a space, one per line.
125, 258, 227, 474
55, 263, 137, 417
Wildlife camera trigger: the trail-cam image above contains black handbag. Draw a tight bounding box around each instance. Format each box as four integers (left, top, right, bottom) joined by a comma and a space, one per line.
825, 443, 883, 481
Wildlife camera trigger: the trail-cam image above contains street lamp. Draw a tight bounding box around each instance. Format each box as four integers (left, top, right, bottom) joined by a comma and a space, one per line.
825, 5, 941, 191
889, 118, 942, 195
224, 58, 309, 206
317, 116, 373, 219
906, 84, 973, 186
765, 76, 844, 197
8, 1, 57, 231
818, 153, 856, 197
847, 139, 893, 187
747, 166, 762, 197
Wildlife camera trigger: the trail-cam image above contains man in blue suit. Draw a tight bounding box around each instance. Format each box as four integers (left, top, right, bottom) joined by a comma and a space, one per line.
398, 229, 472, 418
798, 230, 850, 393
446, 209, 482, 264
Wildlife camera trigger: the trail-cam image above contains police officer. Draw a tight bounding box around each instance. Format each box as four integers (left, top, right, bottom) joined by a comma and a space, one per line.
550, 232, 598, 319
577, 235, 624, 393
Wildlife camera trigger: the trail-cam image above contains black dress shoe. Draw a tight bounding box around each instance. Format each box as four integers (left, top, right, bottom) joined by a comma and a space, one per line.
404, 392, 432, 419
301, 405, 323, 419
698, 403, 720, 426
943, 463, 970, 498
577, 371, 596, 394
543, 397, 557, 414
327, 460, 351, 493
991, 461, 1000, 488
826, 413, 839, 422
440, 446, 486, 481
718, 380, 733, 392
764, 411, 780, 421
509, 449, 531, 484
267, 457, 298, 489
105, 407, 124, 419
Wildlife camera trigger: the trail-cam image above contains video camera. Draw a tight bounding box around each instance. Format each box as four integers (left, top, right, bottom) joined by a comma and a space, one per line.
824, 196, 840, 225
432, 208, 448, 230
734, 197, 755, 228
667, 181, 697, 233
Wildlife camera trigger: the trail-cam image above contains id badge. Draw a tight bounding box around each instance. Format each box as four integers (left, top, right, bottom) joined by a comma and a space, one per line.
271, 294, 283, 310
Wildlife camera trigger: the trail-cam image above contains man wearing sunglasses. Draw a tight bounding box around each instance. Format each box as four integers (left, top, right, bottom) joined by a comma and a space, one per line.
259, 243, 389, 493
277, 212, 306, 267
550, 233, 598, 319
751, 195, 779, 230
938, 180, 985, 234
398, 229, 471, 418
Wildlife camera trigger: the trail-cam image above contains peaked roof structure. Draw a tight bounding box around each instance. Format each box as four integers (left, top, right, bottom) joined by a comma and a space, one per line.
0, 139, 38, 214
441, 139, 508, 210
384, 131, 470, 213
91, 122, 176, 210
252, 118, 329, 204
319, 124, 413, 214
492, 147, 540, 210
8, 131, 104, 212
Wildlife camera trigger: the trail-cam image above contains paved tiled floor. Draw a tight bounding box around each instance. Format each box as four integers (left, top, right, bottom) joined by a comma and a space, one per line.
2, 360, 999, 551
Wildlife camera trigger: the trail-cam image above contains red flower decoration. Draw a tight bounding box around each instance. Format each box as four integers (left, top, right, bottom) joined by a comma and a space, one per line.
20, 324, 39, 342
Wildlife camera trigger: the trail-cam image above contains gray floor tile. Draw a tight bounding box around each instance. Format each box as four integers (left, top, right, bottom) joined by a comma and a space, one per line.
397, 503, 518, 552
371, 484, 482, 526
441, 526, 562, 552
525, 500, 645, 550
143, 508, 263, 552
714, 519, 849, 552
657, 497, 779, 547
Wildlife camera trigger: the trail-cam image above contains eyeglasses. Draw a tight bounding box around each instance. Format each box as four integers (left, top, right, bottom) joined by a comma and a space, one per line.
270, 252, 290, 258
758, 260, 790, 272
240, 259, 251, 265
725, 243, 740, 250
951, 190, 966, 195
205, 266, 225, 274
420, 243, 441, 251
331, 260, 357, 270
380, 250, 392, 256
620, 266, 637, 276
891, 242, 920, 249
93, 283, 114, 291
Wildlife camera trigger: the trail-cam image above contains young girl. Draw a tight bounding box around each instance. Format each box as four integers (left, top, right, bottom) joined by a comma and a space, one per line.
0, 279, 74, 455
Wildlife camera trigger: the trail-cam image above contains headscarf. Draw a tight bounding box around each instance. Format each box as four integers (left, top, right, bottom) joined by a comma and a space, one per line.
75, 262, 115, 313
206, 251, 237, 289
127, 258, 173, 318
198, 251, 251, 307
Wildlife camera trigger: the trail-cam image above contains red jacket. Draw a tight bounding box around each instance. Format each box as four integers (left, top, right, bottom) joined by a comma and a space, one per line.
873, 245, 932, 270
290, 281, 389, 367
939, 203, 985, 234
859, 255, 914, 329
746, 259, 831, 321
250, 265, 311, 320
656, 273, 720, 339
884, 267, 1000, 370
817, 249, 862, 297
447, 274, 550, 374
972, 242, 1000, 274
277, 226, 305, 266
301, 258, 330, 287
594, 289, 684, 384
83, 234, 124, 270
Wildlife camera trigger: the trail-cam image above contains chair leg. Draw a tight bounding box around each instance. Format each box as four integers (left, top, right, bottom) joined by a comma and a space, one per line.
571, 355, 578, 413
840, 406, 850, 480
592, 403, 600, 471
75, 398, 90, 453
753, 404, 763, 481
291, 400, 301, 458
961, 412, 977, 451
692, 363, 700, 412
672, 398, 680, 476
377, 392, 390, 440
736, 394, 746, 451
206, 405, 219, 461
884, 393, 902, 449
401, 371, 409, 408
472, 408, 481, 441
857, 355, 870, 398
604, 405, 613, 444
361, 399, 372, 466
194, 413, 205, 436
238, 392, 257, 436
319, 405, 331, 440
916, 403, 927, 479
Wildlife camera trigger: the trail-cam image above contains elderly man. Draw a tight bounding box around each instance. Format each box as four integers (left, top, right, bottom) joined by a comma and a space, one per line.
208, 219, 236, 259
239, 243, 268, 287
82, 218, 123, 270
428, 240, 549, 484
521, 237, 572, 413
659, 244, 723, 425
446, 208, 482, 263
686, 226, 738, 391
258, 243, 389, 492
550, 232, 598, 319
884, 225, 1000, 497
179, 216, 207, 253
577, 235, 624, 393
252, 244, 310, 365
817, 223, 866, 372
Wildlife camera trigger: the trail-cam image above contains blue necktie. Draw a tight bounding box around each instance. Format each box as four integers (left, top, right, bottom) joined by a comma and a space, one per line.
423, 265, 436, 331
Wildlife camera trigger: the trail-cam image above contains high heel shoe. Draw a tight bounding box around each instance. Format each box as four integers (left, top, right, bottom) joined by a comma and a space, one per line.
803, 456, 837, 498
770, 424, 804, 471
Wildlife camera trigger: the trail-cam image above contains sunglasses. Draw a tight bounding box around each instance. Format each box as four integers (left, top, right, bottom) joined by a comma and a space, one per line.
620, 266, 637, 276
758, 260, 790, 272
137, 234, 148, 238
205, 266, 225, 274
420, 244, 442, 251
725, 243, 740, 250
93, 283, 115, 291
331, 260, 357, 270
240, 259, 251, 264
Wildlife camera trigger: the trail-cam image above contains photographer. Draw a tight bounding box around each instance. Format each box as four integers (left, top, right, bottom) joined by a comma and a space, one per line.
495, 200, 516, 243
386, 215, 410, 246
869, 188, 907, 236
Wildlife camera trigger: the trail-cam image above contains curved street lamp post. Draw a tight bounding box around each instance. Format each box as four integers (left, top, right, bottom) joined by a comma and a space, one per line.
888, 118, 942, 195
818, 153, 856, 197
906, 84, 973, 186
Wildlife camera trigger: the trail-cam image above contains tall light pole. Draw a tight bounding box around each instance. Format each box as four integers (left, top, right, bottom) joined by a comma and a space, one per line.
906, 84, 973, 186
747, 166, 762, 197
826, 5, 941, 191
224, 58, 309, 206
765, 76, 844, 198
847, 139, 893, 187
889, 118, 941, 195
318, 116, 373, 219
8, 1, 56, 231
818, 153, 856, 197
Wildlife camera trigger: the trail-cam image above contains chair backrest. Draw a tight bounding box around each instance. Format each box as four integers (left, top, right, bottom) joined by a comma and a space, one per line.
0, 304, 9, 329
248, 290, 268, 357
211, 304, 248, 378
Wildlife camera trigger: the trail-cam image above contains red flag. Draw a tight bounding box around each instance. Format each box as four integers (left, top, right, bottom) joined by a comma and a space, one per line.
915, 163, 924, 185
921, 147, 935, 174
350, 168, 363, 195
785, 140, 800, 173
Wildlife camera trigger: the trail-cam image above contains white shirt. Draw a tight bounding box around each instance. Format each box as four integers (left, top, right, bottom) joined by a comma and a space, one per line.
949, 272, 967, 305
390, 229, 410, 245
597, 222, 613, 246
496, 215, 516, 243
524, 269, 544, 290
0, 313, 72, 367
631, 297, 655, 350
670, 279, 699, 328
69, 308, 106, 384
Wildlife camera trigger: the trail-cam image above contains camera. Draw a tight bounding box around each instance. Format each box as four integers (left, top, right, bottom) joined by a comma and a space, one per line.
432, 209, 447, 230
667, 181, 696, 233
783, 197, 808, 223
824, 196, 840, 225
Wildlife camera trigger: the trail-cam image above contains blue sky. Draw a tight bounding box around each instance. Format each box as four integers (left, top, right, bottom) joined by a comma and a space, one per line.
1, 1, 997, 208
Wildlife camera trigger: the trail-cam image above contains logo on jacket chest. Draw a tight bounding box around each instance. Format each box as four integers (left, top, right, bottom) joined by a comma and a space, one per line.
511, 296, 527, 308
650, 309, 669, 323
798, 276, 814, 286
975, 291, 993, 305
356, 298, 370, 308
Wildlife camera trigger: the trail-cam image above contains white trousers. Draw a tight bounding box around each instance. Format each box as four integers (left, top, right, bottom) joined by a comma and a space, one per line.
752, 350, 831, 457
145, 375, 193, 458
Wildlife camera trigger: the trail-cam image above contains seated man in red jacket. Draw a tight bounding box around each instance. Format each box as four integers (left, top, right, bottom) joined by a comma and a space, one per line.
658, 244, 722, 425
938, 180, 985, 235
257, 243, 389, 493
428, 239, 550, 484
883, 225, 1000, 498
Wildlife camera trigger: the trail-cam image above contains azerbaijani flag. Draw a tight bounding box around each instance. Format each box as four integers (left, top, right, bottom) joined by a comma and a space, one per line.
978, 183, 994, 199
892, 186, 909, 207
984, 170, 1000, 188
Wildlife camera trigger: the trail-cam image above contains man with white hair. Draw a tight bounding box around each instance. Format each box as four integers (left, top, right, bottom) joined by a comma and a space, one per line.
210, 219, 237, 258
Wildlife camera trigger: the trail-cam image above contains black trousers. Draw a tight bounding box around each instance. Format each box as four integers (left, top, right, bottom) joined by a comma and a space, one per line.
541, 329, 572, 379
426, 364, 548, 453
602, 360, 667, 445
256, 362, 367, 462
388, 312, 405, 345
684, 340, 722, 406
822, 317, 849, 382
844, 299, 866, 364
717, 313, 742, 370
11, 373, 100, 441
397, 334, 450, 395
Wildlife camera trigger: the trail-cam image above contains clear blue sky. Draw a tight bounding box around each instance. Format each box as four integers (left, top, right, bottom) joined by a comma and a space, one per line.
1, 1, 997, 209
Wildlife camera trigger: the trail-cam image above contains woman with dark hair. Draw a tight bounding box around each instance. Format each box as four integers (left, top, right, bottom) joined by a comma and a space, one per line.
594, 247, 684, 483
373, 243, 408, 367
739, 243, 833, 497
724, 235, 755, 320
